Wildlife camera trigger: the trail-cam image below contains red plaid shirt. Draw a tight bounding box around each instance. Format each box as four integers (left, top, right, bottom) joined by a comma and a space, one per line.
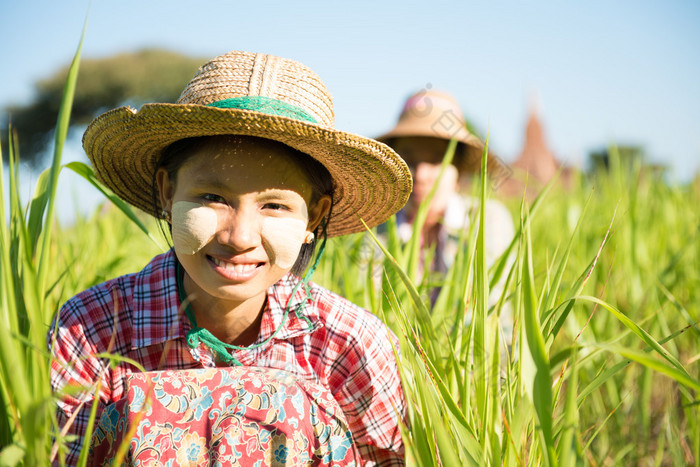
49, 250, 405, 466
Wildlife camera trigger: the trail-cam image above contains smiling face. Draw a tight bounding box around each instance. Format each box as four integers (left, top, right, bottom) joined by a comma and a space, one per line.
157, 136, 330, 310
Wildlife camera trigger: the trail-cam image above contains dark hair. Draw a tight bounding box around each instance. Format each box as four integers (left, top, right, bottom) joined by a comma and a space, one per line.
384, 135, 475, 173
152, 135, 334, 277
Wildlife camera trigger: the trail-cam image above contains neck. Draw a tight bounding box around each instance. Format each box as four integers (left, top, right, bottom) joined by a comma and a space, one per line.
422, 221, 442, 246
406, 205, 444, 245
183, 273, 266, 347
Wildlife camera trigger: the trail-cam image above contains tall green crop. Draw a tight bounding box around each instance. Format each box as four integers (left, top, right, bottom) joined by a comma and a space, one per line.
318, 144, 699, 465
1, 30, 698, 467
0, 24, 86, 466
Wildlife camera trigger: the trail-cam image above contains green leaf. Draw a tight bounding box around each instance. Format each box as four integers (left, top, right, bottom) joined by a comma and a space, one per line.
574, 295, 690, 376
37, 20, 86, 295
558, 349, 579, 466
546, 205, 617, 342
473, 137, 489, 446
405, 139, 458, 282
0, 443, 24, 467
64, 162, 164, 249
26, 168, 52, 256
596, 345, 700, 392
520, 201, 557, 467
361, 219, 436, 342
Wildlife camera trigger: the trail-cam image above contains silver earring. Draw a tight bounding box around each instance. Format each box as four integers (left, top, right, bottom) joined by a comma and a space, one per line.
304, 232, 315, 244
161, 209, 171, 222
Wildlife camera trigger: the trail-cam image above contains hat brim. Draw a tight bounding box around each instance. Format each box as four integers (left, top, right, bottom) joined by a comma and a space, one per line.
377, 126, 504, 175
83, 104, 412, 237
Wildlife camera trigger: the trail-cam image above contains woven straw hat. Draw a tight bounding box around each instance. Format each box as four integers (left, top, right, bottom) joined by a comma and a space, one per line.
83, 50, 412, 237
378, 89, 501, 174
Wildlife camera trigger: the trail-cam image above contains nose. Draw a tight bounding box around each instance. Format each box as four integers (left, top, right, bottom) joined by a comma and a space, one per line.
412, 162, 442, 194
217, 207, 261, 252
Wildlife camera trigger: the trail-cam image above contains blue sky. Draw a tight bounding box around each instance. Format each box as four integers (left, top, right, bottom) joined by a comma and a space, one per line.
1, 0, 699, 201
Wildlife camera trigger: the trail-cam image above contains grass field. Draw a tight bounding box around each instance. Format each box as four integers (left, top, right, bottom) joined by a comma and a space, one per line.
1, 39, 698, 466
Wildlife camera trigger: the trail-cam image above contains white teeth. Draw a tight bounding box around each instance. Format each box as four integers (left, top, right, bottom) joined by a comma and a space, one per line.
211, 257, 257, 272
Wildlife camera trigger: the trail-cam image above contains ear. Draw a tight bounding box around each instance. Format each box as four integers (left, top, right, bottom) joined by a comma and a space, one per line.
306, 194, 332, 233
156, 168, 175, 214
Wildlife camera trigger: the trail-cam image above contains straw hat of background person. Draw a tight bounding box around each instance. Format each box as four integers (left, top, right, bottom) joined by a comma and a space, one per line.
378, 89, 504, 176
82, 50, 412, 238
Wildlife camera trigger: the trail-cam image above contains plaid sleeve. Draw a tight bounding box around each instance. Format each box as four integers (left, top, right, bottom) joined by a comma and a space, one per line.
332, 314, 407, 466
48, 297, 112, 466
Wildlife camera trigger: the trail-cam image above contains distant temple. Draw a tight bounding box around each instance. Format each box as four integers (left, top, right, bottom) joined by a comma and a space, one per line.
498, 102, 575, 199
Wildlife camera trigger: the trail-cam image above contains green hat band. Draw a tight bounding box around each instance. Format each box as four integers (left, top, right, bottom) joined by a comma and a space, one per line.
206, 96, 318, 124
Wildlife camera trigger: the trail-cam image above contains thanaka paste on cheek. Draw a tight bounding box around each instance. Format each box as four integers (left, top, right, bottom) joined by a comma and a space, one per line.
171, 201, 218, 255
261, 217, 308, 269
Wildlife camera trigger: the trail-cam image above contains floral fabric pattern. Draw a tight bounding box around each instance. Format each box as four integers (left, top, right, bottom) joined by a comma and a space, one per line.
89, 367, 357, 466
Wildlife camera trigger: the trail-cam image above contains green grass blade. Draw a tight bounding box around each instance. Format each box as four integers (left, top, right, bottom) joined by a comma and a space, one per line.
540, 192, 592, 330
558, 349, 579, 466
574, 295, 690, 376
489, 168, 556, 291
36, 20, 87, 294
487, 320, 502, 466
573, 318, 697, 406
361, 219, 436, 342
404, 139, 458, 282
473, 137, 489, 448
27, 168, 52, 256
64, 161, 165, 249
520, 200, 557, 467
546, 205, 617, 341
582, 393, 629, 453
596, 345, 700, 391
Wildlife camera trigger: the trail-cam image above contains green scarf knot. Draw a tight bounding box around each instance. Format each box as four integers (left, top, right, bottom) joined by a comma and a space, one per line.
185, 326, 240, 365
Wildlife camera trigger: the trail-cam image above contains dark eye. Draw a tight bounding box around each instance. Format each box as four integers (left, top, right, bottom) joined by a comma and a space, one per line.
263, 202, 288, 211
202, 193, 226, 203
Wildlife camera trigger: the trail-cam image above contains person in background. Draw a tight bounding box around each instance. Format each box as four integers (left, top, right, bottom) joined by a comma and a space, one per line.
378, 89, 515, 326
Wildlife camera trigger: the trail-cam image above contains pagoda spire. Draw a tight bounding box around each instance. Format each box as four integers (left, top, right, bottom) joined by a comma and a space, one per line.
512, 98, 559, 184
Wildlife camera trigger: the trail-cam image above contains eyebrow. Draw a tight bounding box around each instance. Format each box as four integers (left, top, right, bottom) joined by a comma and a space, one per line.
256, 189, 303, 201
192, 176, 303, 197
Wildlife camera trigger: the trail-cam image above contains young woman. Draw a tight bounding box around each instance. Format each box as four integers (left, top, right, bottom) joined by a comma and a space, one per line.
50, 50, 412, 466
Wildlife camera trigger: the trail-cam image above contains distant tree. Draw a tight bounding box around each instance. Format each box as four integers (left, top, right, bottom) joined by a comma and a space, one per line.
2, 49, 206, 166
588, 144, 669, 181
589, 145, 646, 173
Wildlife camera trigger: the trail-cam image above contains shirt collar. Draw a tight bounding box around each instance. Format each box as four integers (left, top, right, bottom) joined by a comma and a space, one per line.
131, 249, 185, 349
261, 274, 323, 341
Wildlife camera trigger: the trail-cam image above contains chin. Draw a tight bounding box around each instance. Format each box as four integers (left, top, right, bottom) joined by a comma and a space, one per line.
186, 259, 290, 306
197, 277, 271, 304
